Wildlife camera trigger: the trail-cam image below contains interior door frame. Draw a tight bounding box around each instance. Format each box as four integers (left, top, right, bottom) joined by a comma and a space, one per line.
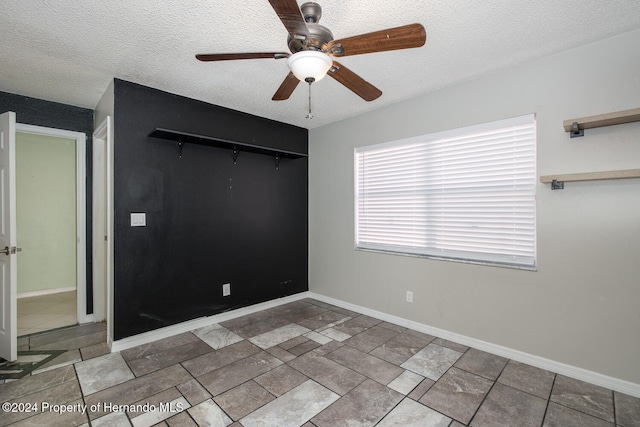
15, 123, 89, 323
92, 116, 114, 345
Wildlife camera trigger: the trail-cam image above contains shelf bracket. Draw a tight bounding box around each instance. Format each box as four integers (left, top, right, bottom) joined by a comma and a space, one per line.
177, 139, 185, 158
569, 122, 584, 138
550, 179, 565, 190
563, 108, 640, 136
275, 153, 281, 170
232, 146, 240, 164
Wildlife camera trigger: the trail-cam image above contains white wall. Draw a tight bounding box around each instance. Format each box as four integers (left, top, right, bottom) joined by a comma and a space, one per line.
309, 29, 640, 385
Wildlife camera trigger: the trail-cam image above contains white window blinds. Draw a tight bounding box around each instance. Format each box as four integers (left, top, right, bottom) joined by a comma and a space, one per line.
355, 114, 536, 269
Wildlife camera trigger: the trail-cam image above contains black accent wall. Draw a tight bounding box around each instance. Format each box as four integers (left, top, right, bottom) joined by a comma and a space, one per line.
113, 80, 308, 339
0, 91, 94, 314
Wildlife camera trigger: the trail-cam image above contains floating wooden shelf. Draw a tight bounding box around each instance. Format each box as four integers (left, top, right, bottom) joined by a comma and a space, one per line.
540, 169, 640, 190
564, 107, 640, 137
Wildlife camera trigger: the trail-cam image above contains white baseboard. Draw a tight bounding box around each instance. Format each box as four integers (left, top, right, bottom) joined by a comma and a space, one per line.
109, 290, 639, 398
78, 313, 95, 325
307, 292, 640, 399
110, 292, 312, 353
18, 287, 76, 299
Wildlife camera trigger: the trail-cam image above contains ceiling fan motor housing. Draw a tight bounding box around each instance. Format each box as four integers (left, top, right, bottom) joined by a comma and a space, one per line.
288, 2, 334, 53
287, 24, 334, 52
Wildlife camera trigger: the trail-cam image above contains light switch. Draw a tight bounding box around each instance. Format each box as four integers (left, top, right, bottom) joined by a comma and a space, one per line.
131, 213, 146, 227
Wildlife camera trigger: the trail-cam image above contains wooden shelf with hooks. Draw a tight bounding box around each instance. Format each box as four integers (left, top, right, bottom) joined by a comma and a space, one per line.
540, 169, 640, 190
564, 107, 640, 137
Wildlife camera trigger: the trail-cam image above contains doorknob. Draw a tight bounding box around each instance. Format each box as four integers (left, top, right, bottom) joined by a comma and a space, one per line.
1, 246, 22, 255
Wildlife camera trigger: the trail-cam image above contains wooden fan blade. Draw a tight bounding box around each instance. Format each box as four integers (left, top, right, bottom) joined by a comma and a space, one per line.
268, 0, 310, 39
328, 61, 382, 102
326, 23, 426, 57
196, 52, 289, 61
272, 72, 300, 101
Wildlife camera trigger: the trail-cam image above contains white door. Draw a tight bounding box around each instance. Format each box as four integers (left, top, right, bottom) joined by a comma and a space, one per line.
92, 119, 108, 322
92, 116, 113, 341
0, 111, 18, 361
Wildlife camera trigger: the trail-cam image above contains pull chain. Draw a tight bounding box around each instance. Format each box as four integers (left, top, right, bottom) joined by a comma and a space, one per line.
305, 77, 314, 119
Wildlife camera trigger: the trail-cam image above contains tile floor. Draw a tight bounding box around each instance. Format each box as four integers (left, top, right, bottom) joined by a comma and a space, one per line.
1, 298, 639, 426
17, 291, 77, 336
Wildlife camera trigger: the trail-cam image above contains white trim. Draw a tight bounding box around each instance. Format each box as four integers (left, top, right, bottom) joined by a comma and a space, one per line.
110, 292, 311, 353
17, 287, 76, 299
15, 123, 88, 324
15, 123, 85, 141
109, 290, 640, 398
79, 313, 95, 325
307, 292, 640, 398
92, 116, 113, 343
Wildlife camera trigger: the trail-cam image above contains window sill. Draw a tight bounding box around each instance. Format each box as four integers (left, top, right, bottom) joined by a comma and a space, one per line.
354, 247, 537, 272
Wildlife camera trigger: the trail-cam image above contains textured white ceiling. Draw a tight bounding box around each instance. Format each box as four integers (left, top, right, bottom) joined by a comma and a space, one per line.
2, 1, 640, 129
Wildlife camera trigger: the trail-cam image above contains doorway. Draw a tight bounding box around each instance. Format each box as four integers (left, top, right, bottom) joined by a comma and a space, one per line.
14, 124, 87, 336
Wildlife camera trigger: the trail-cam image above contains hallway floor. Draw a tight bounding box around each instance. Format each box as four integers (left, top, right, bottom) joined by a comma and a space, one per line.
17, 291, 77, 336
1, 298, 639, 426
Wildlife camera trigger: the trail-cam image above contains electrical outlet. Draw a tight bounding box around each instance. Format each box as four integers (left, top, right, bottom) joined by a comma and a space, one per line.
406, 291, 413, 303
222, 283, 231, 297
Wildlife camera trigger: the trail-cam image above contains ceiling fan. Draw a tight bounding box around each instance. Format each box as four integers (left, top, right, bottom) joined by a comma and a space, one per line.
196, 0, 426, 103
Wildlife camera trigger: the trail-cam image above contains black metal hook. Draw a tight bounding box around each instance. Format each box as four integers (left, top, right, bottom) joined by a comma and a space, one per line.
232, 146, 240, 164
177, 139, 184, 158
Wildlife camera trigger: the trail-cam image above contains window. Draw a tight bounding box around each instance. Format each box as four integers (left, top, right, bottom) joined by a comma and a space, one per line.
355, 114, 536, 269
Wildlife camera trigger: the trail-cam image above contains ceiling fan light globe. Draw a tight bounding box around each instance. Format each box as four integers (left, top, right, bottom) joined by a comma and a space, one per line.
287, 51, 332, 82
